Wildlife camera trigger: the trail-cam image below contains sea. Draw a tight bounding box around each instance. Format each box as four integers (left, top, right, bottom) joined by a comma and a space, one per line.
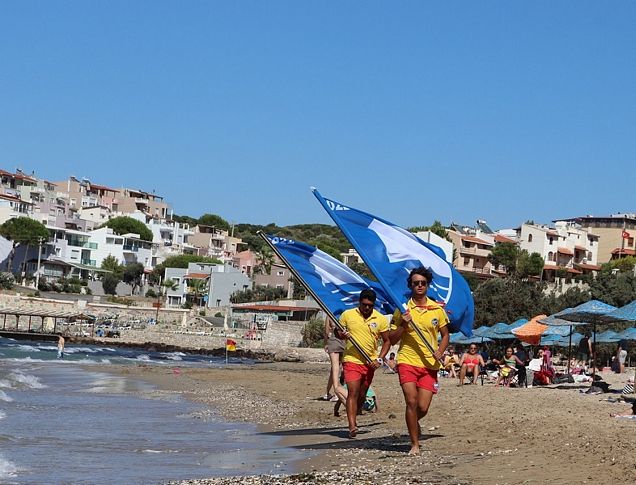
0, 336, 305, 484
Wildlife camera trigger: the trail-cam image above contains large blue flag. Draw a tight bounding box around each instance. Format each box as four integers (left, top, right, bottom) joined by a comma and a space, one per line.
312, 188, 474, 336
265, 235, 395, 318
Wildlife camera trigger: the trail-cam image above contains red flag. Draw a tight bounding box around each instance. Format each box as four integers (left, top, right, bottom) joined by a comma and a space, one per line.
622, 231, 631, 239
226, 339, 237, 351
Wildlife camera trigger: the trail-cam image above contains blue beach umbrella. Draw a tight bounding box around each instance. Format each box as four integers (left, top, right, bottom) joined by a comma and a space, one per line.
594, 330, 621, 343
598, 299, 636, 324
618, 327, 636, 340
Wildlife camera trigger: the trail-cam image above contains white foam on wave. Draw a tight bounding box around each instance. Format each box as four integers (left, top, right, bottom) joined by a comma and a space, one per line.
9, 372, 46, 389
0, 379, 12, 389
16, 345, 40, 352
161, 353, 183, 361
65, 347, 97, 354
0, 391, 13, 402
136, 354, 151, 361
0, 454, 20, 479
0, 410, 6, 420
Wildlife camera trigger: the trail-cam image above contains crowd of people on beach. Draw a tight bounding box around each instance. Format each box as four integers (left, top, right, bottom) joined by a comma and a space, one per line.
321, 266, 634, 452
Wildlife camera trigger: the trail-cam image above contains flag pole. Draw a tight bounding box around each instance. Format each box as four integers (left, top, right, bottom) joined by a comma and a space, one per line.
310, 189, 442, 364
258, 231, 374, 365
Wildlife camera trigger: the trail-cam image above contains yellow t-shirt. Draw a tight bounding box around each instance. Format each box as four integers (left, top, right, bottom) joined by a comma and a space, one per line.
391, 298, 449, 370
339, 308, 388, 365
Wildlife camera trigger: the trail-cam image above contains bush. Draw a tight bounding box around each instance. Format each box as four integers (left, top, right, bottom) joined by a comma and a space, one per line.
102, 274, 120, 295
181, 301, 193, 309
214, 312, 223, 317
0, 272, 15, 290
199, 310, 206, 316
106, 295, 137, 306
145, 288, 158, 298
38, 280, 51, 292
301, 318, 325, 348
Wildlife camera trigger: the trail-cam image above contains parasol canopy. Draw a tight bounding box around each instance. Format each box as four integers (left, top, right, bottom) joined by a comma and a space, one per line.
554, 300, 617, 322
598, 299, 636, 324
512, 314, 549, 345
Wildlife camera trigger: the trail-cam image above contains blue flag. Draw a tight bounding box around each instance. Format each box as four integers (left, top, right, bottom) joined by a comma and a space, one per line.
312, 188, 474, 336
266, 235, 395, 318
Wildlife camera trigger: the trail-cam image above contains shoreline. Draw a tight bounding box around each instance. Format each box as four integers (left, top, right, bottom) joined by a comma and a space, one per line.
95, 361, 636, 484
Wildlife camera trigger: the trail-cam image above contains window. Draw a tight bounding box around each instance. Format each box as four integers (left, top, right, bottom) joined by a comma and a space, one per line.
277, 270, 284, 276
588, 251, 593, 260
628, 237, 634, 247
548, 251, 554, 262
463, 257, 470, 265
549, 237, 554, 245
528, 234, 533, 242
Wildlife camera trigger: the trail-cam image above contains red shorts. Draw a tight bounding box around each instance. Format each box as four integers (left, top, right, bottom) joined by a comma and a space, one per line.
397, 364, 439, 394
343, 362, 375, 388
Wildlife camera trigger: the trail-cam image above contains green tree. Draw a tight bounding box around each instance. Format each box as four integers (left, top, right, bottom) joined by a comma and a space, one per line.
187, 277, 208, 307
472, 277, 549, 327
101, 255, 123, 277
589, 271, 636, 307
516, 251, 545, 278
488, 242, 519, 275
198, 214, 230, 231
122, 263, 145, 295
150, 254, 221, 284
348, 261, 377, 281
408, 220, 451, 241
171, 214, 198, 227
300, 317, 326, 348
104, 216, 153, 242
254, 248, 275, 275
0, 217, 49, 274
102, 273, 120, 295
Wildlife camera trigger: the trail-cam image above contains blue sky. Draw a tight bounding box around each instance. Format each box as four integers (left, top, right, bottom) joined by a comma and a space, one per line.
1, 2, 635, 230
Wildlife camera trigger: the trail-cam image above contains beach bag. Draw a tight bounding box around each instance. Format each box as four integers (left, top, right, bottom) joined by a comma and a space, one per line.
622, 383, 635, 395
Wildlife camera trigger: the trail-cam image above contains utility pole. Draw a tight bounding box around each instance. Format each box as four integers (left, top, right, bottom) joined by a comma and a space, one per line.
35, 237, 43, 290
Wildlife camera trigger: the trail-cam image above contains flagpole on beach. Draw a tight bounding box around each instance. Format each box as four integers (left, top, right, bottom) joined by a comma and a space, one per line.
258, 231, 374, 365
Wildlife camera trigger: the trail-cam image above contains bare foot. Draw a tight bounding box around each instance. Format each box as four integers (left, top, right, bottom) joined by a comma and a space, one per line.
349, 428, 357, 439
408, 445, 420, 455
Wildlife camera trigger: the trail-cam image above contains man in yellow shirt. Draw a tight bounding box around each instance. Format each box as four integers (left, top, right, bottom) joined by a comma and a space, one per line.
389, 267, 450, 455
337, 288, 391, 438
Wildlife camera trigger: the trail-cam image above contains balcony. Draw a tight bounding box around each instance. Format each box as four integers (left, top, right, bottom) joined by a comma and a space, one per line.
459, 245, 491, 257
123, 244, 139, 252
81, 259, 97, 267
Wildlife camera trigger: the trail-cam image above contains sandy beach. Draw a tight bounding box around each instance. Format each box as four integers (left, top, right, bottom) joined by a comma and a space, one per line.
104, 361, 636, 485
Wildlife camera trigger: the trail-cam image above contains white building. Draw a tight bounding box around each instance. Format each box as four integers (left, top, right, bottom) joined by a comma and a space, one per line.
147, 219, 197, 267
89, 227, 154, 269
518, 221, 600, 280
413, 230, 454, 263
164, 262, 251, 308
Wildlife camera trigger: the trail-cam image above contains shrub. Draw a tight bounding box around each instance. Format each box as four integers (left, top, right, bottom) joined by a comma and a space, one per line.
145, 288, 158, 298
199, 310, 206, 316
301, 318, 325, 348
181, 301, 193, 309
214, 312, 223, 317
0, 272, 15, 290
102, 274, 120, 295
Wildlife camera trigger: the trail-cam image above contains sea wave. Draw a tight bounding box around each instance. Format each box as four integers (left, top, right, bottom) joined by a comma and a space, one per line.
0, 391, 13, 402
9, 372, 47, 389
0, 454, 20, 479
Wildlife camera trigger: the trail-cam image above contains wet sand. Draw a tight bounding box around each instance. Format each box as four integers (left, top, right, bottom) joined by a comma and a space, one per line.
110, 362, 635, 484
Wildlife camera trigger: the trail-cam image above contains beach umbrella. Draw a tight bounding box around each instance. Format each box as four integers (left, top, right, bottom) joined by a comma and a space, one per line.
618, 327, 636, 340
450, 332, 493, 345
598, 299, 636, 325
554, 300, 617, 382
512, 314, 549, 345
509, 318, 529, 330
539, 313, 589, 374
594, 330, 621, 343
472, 326, 493, 337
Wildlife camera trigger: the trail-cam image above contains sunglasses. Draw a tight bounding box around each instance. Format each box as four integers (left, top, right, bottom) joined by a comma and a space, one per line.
412, 280, 428, 287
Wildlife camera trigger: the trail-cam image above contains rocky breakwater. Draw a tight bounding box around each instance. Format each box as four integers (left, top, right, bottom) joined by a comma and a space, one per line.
78, 326, 329, 363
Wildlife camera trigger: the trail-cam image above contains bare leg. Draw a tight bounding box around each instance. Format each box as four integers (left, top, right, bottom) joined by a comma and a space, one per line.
472, 365, 479, 384
329, 352, 346, 404
346, 379, 361, 437
401, 383, 434, 455
458, 365, 466, 386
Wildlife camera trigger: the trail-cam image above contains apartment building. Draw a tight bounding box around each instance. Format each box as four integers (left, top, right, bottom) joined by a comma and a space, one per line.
518, 221, 600, 280
89, 227, 154, 269
556, 214, 636, 264
164, 262, 251, 308
113, 188, 168, 220
53, 176, 119, 212
147, 218, 197, 267
447, 221, 499, 277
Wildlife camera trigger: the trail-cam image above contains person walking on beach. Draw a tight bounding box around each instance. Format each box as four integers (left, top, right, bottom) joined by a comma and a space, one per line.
577, 333, 592, 369
323, 317, 346, 403
388, 267, 450, 456
57, 335, 65, 359
336, 288, 390, 438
